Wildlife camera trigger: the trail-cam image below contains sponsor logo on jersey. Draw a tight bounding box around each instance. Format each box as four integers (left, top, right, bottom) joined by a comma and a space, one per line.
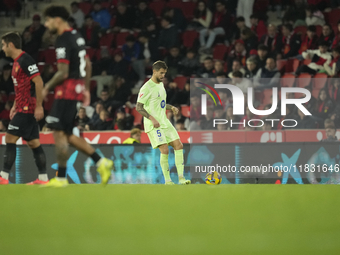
12, 77, 18, 86
56, 47, 66, 59
158, 92, 160, 97
28, 64, 38, 75
23, 106, 28, 111
161, 100, 165, 108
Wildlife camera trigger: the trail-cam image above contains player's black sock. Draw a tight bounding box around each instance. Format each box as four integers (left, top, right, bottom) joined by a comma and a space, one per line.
58, 166, 67, 178
3, 143, 16, 173
90, 152, 101, 164
32, 146, 46, 174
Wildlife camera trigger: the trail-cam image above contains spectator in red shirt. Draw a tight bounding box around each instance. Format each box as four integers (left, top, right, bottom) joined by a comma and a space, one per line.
250, 14, 267, 42
299, 25, 319, 55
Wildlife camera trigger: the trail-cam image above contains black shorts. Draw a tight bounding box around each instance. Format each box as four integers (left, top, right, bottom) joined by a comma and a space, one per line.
7, 112, 40, 141
46, 99, 79, 134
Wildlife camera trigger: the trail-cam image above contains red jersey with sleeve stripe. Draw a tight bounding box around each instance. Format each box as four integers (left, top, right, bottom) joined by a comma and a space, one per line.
54, 29, 87, 101
11, 51, 39, 114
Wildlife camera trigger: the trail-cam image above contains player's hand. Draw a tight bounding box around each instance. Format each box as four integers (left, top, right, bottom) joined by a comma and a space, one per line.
34, 105, 44, 121
83, 89, 91, 107
10, 107, 16, 120
149, 116, 160, 128
171, 106, 179, 115
42, 88, 49, 101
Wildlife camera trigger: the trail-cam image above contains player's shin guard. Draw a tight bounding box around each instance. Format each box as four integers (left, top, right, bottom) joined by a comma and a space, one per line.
1, 143, 16, 180
32, 146, 48, 181
160, 153, 171, 182
174, 149, 184, 178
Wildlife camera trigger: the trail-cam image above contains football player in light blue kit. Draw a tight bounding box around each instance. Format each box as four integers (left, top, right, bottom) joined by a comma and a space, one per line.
136, 61, 190, 185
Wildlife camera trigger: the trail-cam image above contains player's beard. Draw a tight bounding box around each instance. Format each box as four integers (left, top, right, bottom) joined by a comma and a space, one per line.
157, 76, 163, 83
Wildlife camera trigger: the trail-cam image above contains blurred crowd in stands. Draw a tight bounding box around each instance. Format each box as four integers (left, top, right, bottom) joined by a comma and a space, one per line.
2, 0, 340, 132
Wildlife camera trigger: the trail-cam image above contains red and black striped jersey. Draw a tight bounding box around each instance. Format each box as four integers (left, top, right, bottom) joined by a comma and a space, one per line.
54, 29, 86, 101
11, 51, 39, 114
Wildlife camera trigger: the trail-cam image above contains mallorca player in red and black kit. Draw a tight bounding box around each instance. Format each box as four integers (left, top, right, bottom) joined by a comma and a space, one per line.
0, 32, 48, 185
42, 5, 113, 187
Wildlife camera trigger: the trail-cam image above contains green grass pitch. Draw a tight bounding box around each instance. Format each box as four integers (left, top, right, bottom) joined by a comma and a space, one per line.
1, 184, 340, 255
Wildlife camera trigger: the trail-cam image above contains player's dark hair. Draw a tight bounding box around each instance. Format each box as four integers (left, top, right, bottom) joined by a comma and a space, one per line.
1, 32, 22, 49
204, 57, 213, 62
43, 5, 70, 21
85, 14, 93, 20
153, 61, 168, 71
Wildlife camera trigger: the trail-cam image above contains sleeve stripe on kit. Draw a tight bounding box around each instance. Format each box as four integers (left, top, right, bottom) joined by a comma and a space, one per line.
57, 59, 70, 64
29, 72, 40, 80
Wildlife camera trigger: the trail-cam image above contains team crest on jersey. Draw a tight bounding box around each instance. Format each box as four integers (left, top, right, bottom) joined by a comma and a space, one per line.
161, 100, 165, 108
57, 90, 63, 96
15, 65, 19, 73
139, 93, 144, 98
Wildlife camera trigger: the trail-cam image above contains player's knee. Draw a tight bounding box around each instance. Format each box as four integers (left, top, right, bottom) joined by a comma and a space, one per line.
176, 142, 183, 150
27, 139, 40, 149
159, 145, 169, 154
5, 133, 18, 144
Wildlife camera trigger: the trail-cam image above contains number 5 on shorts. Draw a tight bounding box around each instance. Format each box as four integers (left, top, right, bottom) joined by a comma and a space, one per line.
157, 130, 161, 137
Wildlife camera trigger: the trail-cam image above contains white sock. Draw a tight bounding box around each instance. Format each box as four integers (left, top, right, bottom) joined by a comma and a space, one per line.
56, 177, 66, 181
96, 158, 104, 167
38, 174, 48, 182
1, 171, 9, 180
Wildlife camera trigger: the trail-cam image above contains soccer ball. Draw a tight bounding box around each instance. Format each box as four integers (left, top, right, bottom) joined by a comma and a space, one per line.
205, 171, 222, 185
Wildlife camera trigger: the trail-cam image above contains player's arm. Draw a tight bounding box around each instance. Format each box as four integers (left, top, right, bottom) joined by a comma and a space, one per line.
166, 104, 179, 115
45, 63, 69, 91
136, 102, 160, 128
83, 56, 92, 106
42, 63, 69, 99
32, 75, 44, 121
10, 100, 16, 120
